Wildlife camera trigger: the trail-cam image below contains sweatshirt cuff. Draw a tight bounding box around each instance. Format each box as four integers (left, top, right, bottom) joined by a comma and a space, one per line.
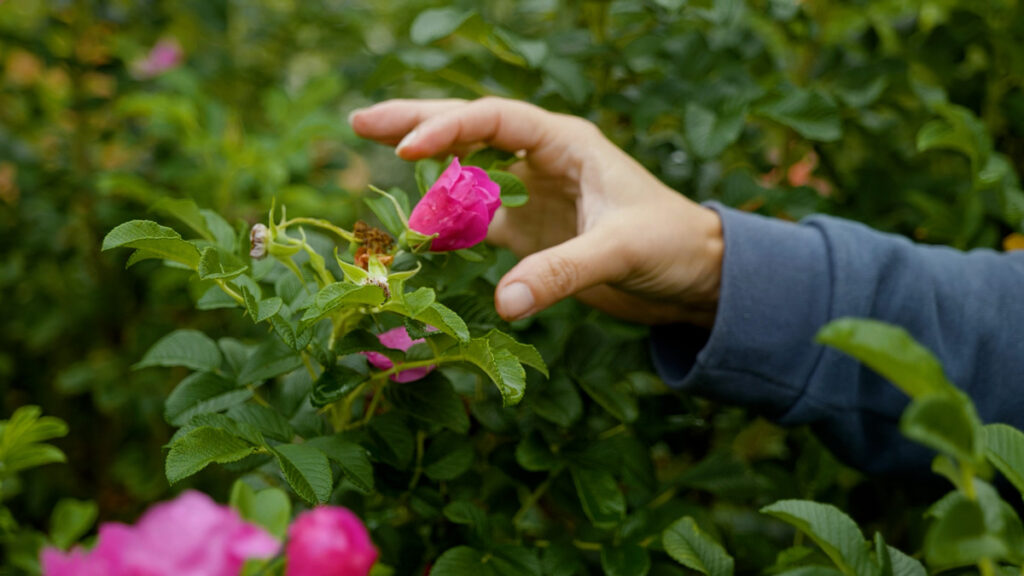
651, 203, 832, 420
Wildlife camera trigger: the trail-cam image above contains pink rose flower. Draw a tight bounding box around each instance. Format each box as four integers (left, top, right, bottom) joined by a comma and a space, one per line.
362, 326, 435, 383
132, 38, 183, 79
285, 507, 378, 576
408, 157, 501, 251
41, 491, 279, 576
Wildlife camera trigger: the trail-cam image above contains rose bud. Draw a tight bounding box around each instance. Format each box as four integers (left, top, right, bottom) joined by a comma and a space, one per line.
285, 507, 378, 576
408, 157, 501, 251
361, 326, 435, 383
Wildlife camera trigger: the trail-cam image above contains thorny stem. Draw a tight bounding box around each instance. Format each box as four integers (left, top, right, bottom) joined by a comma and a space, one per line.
281, 217, 357, 243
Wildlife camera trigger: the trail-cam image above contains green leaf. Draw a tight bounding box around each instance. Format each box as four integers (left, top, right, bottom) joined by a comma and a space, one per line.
227, 404, 296, 443
415, 302, 470, 342
983, 423, 1024, 498
307, 282, 387, 322
760, 500, 873, 576
164, 372, 252, 426
916, 104, 991, 174
455, 338, 527, 406
230, 480, 291, 540
198, 247, 248, 280
49, 499, 98, 550
488, 170, 529, 207
237, 338, 302, 384
528, 373, 582, 427
424, 432, 474, 481
571, 467, 626, 529
135, 329, 222, 372
515, 433, 560, 472
485, 330, 548, 377
431, 546, 494, 576
601, 544, 651, 576
685, 102, 745, 159
102, 220, 201, 269
578, 373, 638, 423
415, 158, 444, 196
465, 148, 519, 170
815, 318, 956, 399
202, 210, 237, 251
923, 492, 1009, 569
151, 197, 214, 242
165, 426, 257, 484
273, 443, 333, 505
311, 361, 369, 408
662, 517, 735, 576
901, 394, 983, 466
387, 373, 470, 434
304, 435, 375, 494
490, 547, 543, 576
756, 89, 841, 142
367, 412, 415, 469
410, 8, 473, 45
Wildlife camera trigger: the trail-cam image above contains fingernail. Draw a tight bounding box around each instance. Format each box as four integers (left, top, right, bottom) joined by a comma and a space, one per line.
347, 108, 365, 124
498, 282, 535, 320
396, 129, 418, 155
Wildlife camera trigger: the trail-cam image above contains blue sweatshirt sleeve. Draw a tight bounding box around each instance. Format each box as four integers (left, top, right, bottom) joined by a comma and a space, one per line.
651, 203, 1024, 475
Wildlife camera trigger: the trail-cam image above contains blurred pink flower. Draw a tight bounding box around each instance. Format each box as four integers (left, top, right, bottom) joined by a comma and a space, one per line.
285, 507, 377, 576
408, 157, 501, 251
41, 491, 279, 576
132, 38, 183, 79
362, 326, 435, 383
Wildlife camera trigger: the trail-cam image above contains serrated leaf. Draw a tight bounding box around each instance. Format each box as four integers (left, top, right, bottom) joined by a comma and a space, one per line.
571, 467, 626, 529
916, 104, 991, 174
756, 89, 841, 142
885, 544, 926, 576
165, 426, 257, 484
983, 423, 1024, 499
423, 432, 474, 481
578, 373, 638, 423
227, 404, 295, 443
685, 102, 745, 159
601, 544, 651, 576
528, 373, 581, 427
102, 220, 201, 269
923, 492, 1009, 569
410, 8, 473, 45
273, 443, 333, 505
431, 546, 494, 576
815, 318, 956, 399
151, 197, 213, 242
198, 246, 248, 280
663, 517, 734, 576
387, 373, 469, 433
237, 338, 302, 384
415, 158, 444, 196
515, 433, 560, 472
465, 148, 519, 170
230, 480, 291, 540
901, 394, 983, 466
304, 283, 386, 323
197, 286, 241, 310
485, 330, 548, 377
488, 170, 529, 207
760, 500, 872, 576
455, 338, 526, 406
415, 302, 470, 342
311, 361, 369, 408
164, 372, 252, 426
367, 412, 415, 469
135, 329, 222, 372
305, 435, 375, 494
49, 499, 98, 550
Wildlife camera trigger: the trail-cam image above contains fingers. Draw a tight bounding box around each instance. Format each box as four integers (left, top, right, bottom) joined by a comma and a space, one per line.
351, 97, 570, 161
349, 99, 466, 145
494, 231, 626, 321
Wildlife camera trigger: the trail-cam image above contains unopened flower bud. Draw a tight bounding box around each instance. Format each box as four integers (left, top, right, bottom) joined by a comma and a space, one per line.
250, 223, 268, 259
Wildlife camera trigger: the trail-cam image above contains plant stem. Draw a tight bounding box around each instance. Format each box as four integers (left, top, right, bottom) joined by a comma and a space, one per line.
281, 217, 357, 243
301, 352, 318, 381
408, 430, 427, 490
247, 386, 271, 408
513, 469, 561, 529
360, 383, 386, 427
215, 279, 245, 305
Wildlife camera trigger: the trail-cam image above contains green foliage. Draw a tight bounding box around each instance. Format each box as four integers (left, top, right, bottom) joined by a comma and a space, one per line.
6, 0, 1024, 574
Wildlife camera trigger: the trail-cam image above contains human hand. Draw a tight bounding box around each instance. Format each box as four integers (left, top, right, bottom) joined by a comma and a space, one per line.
349, 97, 723, 327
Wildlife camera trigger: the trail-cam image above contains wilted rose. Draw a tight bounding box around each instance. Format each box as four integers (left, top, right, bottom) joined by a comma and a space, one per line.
250, 223, 269, 259
41, 491, 279, 576
408, 157, 501, 251
361, 326, 435, 383
285, 507, 377, 576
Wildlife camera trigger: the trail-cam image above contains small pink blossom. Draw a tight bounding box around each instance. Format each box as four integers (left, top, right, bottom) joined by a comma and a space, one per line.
408, 157, 501, 251
362, 326, 435, 383
41, 491, 279, 576
132, 38, 183, 79
285, 507, 378, 576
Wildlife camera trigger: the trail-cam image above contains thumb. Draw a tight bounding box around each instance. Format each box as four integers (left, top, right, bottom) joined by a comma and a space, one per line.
494, 233, 625, 321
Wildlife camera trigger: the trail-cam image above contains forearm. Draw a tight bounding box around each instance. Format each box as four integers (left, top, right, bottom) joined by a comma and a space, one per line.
652, 204, 1024, 474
